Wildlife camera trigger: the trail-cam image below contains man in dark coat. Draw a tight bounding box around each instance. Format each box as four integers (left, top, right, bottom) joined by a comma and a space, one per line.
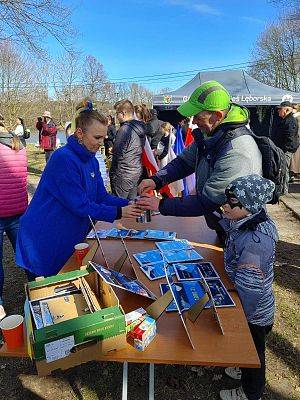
145, 109, 164, 149
110, 99, 146, 200
272, 101, 299, 192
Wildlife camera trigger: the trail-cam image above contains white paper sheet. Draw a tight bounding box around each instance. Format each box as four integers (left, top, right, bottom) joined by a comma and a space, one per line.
45, 335, 75, 363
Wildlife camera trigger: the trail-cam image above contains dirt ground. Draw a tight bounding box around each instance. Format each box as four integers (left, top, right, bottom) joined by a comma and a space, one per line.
0, 147, 299, 400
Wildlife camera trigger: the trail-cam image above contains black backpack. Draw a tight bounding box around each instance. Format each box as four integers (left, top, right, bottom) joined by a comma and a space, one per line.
212, 126, 288, 204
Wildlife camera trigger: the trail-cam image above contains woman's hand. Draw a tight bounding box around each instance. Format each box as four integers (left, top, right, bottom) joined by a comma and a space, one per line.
136, 193, 160, 211
138, 179, 156, 195
121, 204, 143, 218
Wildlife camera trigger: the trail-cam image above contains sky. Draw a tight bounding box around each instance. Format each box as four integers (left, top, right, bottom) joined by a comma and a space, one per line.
48, 0, 279, 93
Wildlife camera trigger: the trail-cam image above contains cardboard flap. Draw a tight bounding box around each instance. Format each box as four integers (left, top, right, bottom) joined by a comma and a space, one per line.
82, 241, 99, 266
146, 290, 173, 320
187, 293, 210, 323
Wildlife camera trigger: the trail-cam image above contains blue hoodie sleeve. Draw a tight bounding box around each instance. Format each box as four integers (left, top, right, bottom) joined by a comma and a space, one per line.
48, 156, 121, 223
159, 193, 219, 216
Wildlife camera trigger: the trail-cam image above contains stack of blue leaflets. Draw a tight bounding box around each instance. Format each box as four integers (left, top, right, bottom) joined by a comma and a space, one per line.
87, 228, 176, 241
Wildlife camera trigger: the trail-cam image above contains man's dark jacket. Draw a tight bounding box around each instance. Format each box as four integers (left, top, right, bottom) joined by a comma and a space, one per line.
145, 110, 164, 149
110, 119, 146, 192
272, 112, 299, 153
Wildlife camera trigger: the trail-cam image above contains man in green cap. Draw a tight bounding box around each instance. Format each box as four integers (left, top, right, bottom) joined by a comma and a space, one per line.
137, 80, 263, 244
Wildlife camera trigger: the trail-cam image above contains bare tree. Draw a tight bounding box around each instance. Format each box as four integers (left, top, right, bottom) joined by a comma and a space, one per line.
52, 51, 84, 124
0, 40, 49, 129
0, 0, 74, 56
249, 18, 300, 91
83, 55, 108, 101
127, 83, 153, 106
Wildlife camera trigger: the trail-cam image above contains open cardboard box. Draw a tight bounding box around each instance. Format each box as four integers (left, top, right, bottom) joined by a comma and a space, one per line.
24, 263, 127, 376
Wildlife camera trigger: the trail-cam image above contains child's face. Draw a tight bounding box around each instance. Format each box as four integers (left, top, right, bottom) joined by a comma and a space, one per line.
222, 196, 251, 220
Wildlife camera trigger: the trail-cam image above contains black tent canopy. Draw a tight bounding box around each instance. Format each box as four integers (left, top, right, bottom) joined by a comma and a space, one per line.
153, 69, 300, 109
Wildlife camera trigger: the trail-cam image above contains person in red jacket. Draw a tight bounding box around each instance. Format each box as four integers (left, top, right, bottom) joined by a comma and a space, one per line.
36, 111, 58, 163
0, 120, 28, 320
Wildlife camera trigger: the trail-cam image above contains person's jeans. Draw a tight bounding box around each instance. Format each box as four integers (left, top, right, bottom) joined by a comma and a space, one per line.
284, 152, 292, 193
241, 323, 273, 400
45, 150, 54, 163
0, 215, 21, 305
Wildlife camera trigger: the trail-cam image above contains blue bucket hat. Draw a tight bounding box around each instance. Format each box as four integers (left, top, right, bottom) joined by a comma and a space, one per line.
226, 175, 275, 214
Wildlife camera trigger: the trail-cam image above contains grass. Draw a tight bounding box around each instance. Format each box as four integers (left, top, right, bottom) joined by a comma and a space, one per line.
0, 146, 299, 399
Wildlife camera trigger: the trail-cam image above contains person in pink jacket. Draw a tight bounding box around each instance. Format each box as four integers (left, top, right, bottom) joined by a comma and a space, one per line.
0, 122, 28, 319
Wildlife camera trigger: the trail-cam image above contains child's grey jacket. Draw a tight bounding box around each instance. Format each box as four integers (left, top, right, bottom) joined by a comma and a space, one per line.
219, 209, 278, 326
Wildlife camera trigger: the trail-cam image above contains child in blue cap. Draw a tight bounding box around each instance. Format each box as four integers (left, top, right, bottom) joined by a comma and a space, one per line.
219, 174, 278, 400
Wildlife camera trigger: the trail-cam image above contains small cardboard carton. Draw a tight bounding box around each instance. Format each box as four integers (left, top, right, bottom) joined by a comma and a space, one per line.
24, 266, 126, 375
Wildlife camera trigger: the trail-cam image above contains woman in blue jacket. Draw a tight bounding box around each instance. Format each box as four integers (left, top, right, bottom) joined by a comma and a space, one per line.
16, 103, 142, 278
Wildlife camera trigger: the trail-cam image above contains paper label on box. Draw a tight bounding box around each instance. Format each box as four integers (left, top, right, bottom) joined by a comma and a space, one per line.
45, 335, 75, 363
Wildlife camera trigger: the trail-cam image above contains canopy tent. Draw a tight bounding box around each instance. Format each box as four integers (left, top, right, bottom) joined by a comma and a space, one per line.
153, 69, 300, 109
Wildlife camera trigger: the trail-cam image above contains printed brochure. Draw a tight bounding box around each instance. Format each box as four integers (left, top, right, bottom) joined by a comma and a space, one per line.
163, 248, 203, 264
174, 262, 219, 281
140, 262, 175, 280
155, 239, 192, 252
90, 262, 157, 300
160, 280, 208, 312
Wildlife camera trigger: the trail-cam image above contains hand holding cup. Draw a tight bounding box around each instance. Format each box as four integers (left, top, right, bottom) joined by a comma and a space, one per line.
135, 193, 160, 212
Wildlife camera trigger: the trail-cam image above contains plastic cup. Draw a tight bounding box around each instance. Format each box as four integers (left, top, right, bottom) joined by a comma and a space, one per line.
74, 242, 90, 264
0, 315, 24, 350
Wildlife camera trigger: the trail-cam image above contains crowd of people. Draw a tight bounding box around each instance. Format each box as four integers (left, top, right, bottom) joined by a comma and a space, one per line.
0, 81, 299, 400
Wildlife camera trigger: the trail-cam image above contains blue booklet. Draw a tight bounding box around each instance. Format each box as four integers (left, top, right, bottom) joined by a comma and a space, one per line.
155, 239, 192, 252
174, 262, 219, 281
145, 230, 176, 240
160, 280, 208, 312
163, 248, 203, 264
133, 249, 163, 265
140, 262, 175, 280
127, 229, 147, 239
205, 278, 235, 308
86, 229, 110, 239
90, 262, 157, 300
106, 228, 131, 238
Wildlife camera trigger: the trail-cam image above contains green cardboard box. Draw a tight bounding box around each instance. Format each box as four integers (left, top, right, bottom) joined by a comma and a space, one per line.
24, 266, 126, 374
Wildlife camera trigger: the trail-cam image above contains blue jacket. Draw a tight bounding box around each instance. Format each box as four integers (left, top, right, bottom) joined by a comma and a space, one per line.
219, 209, 278, 326
16, 135, 128, 277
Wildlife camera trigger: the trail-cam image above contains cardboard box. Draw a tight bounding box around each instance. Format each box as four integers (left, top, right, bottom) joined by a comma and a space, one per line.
132, 316, 156, 351
125, 307, 147, 334
24, 266, 126, 375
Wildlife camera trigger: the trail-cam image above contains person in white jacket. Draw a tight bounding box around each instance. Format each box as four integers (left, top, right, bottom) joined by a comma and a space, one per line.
14, 117, 25, 137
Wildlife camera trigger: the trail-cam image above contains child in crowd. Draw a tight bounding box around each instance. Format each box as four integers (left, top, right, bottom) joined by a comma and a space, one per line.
219, 174, 278, 400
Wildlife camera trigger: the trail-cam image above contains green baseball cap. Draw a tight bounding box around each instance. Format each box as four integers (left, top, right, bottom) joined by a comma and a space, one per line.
177, 80, 231, 117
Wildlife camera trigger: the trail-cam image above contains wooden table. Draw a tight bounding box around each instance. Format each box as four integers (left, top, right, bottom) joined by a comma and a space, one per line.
0, 215, 259, 398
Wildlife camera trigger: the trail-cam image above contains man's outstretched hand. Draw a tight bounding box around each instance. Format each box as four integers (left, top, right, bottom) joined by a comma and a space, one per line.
136, 193, 160, 212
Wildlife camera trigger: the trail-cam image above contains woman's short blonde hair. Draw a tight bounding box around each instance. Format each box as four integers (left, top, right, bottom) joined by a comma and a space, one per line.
161, 122, 172, 133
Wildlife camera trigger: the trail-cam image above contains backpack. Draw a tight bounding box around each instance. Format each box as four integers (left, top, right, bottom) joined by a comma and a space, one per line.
212, 126, 288, 204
